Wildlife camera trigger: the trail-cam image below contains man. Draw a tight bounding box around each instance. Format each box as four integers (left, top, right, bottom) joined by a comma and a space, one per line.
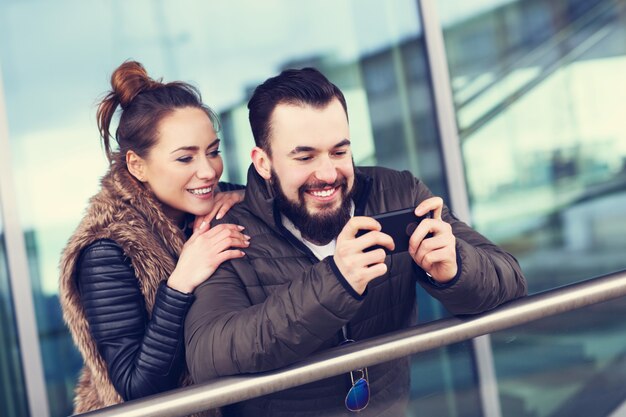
185, 67, 527, 416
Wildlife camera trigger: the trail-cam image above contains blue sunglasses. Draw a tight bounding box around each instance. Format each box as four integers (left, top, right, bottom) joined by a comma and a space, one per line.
340, 338, 370, 412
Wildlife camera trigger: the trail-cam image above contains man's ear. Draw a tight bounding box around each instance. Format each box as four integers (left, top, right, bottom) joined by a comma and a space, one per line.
126, 150, 147, 182
251, 146, 272, 180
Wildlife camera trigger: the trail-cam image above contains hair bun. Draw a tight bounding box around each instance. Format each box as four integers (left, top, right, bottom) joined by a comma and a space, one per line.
110, 61, 159, 109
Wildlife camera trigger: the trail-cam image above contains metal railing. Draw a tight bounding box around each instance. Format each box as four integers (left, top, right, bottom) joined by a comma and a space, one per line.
76, 269, 626, 417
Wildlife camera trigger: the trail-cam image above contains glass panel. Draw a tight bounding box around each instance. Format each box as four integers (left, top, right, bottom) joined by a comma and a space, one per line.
408, 341, 482, 417
493, 299, 626, 417
439, 0, 626, 414
416, 298, 626, 417
0, 207, 30, 417
0, 0, 457, 415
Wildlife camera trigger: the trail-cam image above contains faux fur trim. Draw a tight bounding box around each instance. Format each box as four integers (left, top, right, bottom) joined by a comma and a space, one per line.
59, 164, 217, 416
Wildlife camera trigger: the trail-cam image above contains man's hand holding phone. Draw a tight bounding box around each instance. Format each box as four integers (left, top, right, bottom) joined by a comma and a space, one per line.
409, 197, 457, 284
334, 196, 457, 294
334, 216, 394, 295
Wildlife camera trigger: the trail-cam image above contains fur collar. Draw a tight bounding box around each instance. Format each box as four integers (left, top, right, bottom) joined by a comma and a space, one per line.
59, 164, 211, 414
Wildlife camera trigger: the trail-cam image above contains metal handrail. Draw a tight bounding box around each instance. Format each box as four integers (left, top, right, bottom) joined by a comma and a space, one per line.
75, 270, 626, 417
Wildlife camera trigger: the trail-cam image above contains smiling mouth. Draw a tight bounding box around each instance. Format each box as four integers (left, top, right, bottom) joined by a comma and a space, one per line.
307, 187, 338, 198
187, 185, 213, 195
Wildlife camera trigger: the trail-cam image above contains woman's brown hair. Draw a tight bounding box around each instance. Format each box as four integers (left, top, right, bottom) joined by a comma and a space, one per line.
96, 60, 219, 164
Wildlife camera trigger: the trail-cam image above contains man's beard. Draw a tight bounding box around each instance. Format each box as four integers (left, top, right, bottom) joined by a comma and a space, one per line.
271, 169, 355, 245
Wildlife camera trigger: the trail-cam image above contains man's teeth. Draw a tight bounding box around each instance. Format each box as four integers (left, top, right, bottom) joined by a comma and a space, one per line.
310, 188, 335, 197
189, 186, 212, 195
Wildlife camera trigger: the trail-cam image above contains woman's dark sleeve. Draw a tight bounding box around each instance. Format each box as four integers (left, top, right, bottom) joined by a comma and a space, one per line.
218, 181, 245, 191
76, 239, 194, 401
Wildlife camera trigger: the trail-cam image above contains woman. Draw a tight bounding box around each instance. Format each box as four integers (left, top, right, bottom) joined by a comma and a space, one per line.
59, 61, 248, 414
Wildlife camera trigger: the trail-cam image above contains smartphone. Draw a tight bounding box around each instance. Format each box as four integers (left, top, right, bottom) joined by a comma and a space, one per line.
357, 208, 432, 254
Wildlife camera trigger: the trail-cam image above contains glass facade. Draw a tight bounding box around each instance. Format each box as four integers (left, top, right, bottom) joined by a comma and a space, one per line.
439, 0, 626, 415
0, 0, 624, 416
408, 341, 482, 417
0, 210, 29, 417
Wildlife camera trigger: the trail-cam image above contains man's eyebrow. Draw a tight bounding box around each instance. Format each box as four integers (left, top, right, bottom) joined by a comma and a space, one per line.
170, 139, 220, 154
334, 139, 351, 148
287, 139, 351, 156
288, 146, 315, 155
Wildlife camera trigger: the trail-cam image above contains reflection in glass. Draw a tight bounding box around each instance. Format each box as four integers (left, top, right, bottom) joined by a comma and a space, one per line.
0, 210, 30, 417
0, 0, 453, 415
440, 0, 626, 415
409, 341, 481, 417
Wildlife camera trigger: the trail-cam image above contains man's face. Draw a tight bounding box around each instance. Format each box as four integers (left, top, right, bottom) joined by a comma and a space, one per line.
260, 98, 356, 243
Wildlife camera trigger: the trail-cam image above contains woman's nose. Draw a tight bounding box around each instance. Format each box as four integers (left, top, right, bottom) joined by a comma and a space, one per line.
196, 156, 217, 180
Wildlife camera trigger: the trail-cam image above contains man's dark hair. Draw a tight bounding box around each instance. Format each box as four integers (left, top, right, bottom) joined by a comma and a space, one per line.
247, 67, 348, 154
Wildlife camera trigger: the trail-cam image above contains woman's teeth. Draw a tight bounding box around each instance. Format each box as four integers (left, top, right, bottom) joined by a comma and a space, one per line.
189, 186, 212, 195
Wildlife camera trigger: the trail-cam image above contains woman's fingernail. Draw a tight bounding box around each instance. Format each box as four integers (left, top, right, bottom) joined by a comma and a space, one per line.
243, 234, 251, 240
238, 225, 245, 230
200, 221, 206, 229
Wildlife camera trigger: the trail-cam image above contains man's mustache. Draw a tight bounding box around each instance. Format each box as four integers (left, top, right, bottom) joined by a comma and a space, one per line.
299, 178, 347, 193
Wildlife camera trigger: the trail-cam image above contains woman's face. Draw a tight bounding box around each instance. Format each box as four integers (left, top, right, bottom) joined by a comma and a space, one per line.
130, 107, 224, 224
